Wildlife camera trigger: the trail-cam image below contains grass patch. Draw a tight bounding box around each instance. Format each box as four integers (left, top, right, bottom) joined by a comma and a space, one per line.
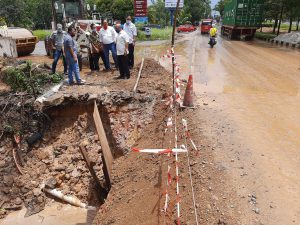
255, 32, 277, 40
279, 24, 297, 31
33, 30, 51, 41
137, 27, 172, 41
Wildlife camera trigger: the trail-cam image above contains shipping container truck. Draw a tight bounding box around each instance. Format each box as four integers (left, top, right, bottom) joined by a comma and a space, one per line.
221, 0, 264, 40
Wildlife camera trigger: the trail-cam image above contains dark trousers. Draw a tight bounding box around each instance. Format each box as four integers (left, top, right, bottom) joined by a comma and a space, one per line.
52, 49, 67, 74
128, 44, 134, 68
117, 55, 130, 78
78, 53, 82, 71
89, 53, 100, 71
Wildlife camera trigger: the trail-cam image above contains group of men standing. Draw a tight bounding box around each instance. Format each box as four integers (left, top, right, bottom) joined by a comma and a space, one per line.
51, 24, 85, 85
50, 16, 137, 84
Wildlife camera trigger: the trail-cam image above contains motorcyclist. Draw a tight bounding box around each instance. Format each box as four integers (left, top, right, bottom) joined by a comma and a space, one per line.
209, 24, 217, 46
209, 24, 217, 37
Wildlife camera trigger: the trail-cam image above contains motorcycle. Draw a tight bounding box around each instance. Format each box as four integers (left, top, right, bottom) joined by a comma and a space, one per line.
209, 36, 217, 48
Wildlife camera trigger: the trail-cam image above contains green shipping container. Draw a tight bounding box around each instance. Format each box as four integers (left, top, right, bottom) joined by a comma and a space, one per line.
223, 0, 264, 27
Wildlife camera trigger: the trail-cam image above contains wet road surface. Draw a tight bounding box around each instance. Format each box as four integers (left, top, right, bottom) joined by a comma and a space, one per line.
176, 31, 300, 224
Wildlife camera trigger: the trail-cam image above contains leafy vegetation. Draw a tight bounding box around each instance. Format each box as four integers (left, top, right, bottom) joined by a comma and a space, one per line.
148, 0, 170, 26
214, 0, 226, 17
1, 0, 211, 29
2, 61, 63, 96
0, 0, 52, 29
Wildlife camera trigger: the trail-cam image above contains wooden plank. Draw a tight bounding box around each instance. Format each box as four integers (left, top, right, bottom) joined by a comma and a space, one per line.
79, 145, 107, 202
93, 101, 113, 186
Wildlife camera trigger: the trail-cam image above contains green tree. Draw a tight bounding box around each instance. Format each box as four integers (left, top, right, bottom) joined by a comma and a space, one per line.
111, 0, 134, 22
263, 0, 300, 34
96, 0, 113, 14
147, 0, 170, 26
184, 0, 211, 23
213, 0, 225, 17
0, 0, 27, 27
177, 7, 192, 25
25, 0, 52, 29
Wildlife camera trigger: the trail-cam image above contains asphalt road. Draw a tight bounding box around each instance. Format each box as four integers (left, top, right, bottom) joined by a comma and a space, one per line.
175, 31, 300, 225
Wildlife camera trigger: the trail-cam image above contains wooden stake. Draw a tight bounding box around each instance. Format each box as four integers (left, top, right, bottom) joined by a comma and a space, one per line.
79, 145, 108, 202
133, 57, 145, 92
93, 101, 113, 187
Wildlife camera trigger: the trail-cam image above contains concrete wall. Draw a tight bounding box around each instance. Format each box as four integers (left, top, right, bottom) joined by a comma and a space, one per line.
0, 37, 18, 57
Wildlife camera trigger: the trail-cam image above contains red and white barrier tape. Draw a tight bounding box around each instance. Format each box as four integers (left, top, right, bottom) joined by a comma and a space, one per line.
182, 119, 198, 153
132, 148, 187, 154
163, 117, 173, 213
182, 119, 199, 225
163, 164, 171, 212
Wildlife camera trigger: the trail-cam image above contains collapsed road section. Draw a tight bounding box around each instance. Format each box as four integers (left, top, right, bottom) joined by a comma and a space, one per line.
0, 56, 172, 220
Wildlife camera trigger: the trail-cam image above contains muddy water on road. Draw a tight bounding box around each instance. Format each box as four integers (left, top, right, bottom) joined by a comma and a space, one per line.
177, 32, 300, 224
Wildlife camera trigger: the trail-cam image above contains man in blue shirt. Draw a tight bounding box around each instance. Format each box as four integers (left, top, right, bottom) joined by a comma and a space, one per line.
64, 27, 85, 85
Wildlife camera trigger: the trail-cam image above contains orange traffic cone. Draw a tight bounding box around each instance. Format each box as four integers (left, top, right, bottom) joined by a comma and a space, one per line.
183, 75, 194, 107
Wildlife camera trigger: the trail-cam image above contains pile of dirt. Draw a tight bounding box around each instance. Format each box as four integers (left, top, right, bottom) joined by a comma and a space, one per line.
274, 31, 300, 44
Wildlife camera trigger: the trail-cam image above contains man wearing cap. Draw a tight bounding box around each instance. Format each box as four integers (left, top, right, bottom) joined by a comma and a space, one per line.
99, 20, 118, 71
123, 16, 137, 69
50, 24, 67, 75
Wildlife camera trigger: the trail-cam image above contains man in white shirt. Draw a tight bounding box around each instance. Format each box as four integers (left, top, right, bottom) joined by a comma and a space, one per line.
123, 16, 137, 69
99, 20, 118, 71
115, 24, 130, 79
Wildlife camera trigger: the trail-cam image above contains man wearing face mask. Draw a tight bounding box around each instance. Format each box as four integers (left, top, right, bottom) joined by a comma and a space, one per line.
50, 24, 67, 75
115, 24, 130, 79
99, 20, 118, 71
123, 16, 137, 69
64, 26, 85, 85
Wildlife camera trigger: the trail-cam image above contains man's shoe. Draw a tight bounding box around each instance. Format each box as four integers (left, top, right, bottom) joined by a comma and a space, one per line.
116, 76, 125, 79
125, 76, 130, 79
103, 68, 111, 72
77, 79, 86, 85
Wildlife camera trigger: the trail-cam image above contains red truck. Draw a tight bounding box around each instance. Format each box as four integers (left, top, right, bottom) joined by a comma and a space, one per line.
200, 19, 213, 34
